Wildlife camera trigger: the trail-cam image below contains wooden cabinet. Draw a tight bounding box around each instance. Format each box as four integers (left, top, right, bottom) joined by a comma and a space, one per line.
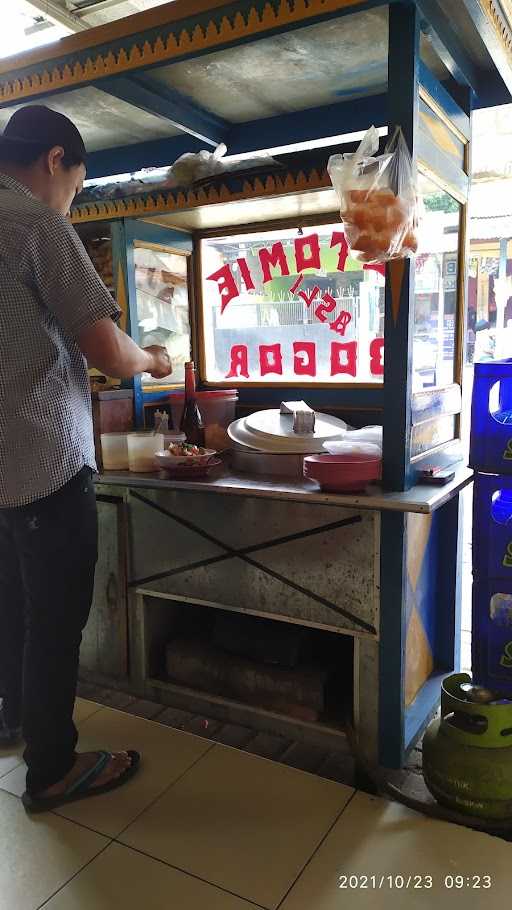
80, 494, 128, 679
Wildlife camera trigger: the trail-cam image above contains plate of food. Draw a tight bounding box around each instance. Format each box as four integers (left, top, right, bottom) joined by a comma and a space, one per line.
160, 442, 217, 465
155, 445, 221, 478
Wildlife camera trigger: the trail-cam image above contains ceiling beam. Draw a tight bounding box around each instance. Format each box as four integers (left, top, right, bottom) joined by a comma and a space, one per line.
226, 94, 388, 156
72, 0, 131, 17
100, 73, 228, 147
86, 133, 205, 179
85, 94, 387, 179
26, 0, 87, 32
418, 61, 470, 133
416, 0, 483, 93
457, 0, 512, 97
25, 19, 55, 36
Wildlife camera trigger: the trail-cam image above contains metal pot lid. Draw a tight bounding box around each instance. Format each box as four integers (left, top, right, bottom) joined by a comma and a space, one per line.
244, 409, 347, 440
228, 416, 343, 454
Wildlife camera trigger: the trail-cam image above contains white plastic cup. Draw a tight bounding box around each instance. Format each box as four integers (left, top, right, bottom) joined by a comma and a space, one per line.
100, 432, 129, 470
127, 432, 164, 473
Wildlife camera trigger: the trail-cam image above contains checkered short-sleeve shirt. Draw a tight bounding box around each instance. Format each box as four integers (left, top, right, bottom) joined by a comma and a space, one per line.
0, 173, 121, 508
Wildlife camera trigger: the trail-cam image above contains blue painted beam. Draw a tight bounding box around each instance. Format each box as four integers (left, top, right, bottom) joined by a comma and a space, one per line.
417, 130, 469, 202
472, 76, 511, 109
100, 73, 228, 146
85, 68, 483, 183
404, 672, 444, 751
416, 0, 484, 93
418, 61, 470, 138
457, 0, 512, 97
85, 134, 206, 179
86, 94, 389, 179
226, 93, 388, 156
84, 62, 491, 182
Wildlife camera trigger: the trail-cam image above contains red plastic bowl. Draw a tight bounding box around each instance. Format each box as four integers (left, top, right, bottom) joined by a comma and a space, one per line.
304, 453, 381, 492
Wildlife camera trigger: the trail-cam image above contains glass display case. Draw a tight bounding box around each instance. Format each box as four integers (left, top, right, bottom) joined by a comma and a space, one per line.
413, 174, 461, 392
133, 243, 191, 388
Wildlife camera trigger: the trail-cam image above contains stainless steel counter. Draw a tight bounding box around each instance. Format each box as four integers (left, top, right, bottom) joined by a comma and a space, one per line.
95, 465, 473, 514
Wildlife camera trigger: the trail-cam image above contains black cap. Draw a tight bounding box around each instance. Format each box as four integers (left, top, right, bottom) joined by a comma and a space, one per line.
0, 105, 86, 163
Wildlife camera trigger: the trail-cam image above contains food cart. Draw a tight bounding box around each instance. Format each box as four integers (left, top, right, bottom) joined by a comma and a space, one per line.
2, 0, 511, 767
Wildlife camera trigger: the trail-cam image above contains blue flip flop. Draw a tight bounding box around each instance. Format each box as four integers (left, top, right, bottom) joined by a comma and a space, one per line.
22, 749, 141, 814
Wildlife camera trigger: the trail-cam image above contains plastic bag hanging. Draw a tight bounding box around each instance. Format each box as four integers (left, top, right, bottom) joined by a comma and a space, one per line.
327, 126, 420, 264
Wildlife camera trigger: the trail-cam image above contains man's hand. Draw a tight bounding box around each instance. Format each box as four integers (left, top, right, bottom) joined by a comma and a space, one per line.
144, 345, 173, 380
78, 319, 173, 380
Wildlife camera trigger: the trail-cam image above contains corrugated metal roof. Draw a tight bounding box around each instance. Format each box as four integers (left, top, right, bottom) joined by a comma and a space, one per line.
470, 179, 512, 240
470, 179, 512, 217
72, 0, 171, 29
471, 215, 512, 241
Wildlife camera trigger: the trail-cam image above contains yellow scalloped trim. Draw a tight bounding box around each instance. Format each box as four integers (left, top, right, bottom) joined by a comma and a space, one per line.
70, 166, 331, 223
484, 0, 512, 57
0, 0, 362, 102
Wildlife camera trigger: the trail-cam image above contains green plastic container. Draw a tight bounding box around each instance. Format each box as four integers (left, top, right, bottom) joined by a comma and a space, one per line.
423, 673, 512, 820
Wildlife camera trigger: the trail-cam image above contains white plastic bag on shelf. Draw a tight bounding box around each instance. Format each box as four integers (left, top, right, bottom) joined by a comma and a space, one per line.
168, 143, 228, 187
324, 425, 383, 456
327, 126, 420, 263
168, 143, 280, 187
323, 440, 382, 458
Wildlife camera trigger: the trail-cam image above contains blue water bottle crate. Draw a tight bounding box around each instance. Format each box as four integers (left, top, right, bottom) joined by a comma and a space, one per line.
472, 576, 512, 696
473, 473, 512, 579
470, 358, 512, 474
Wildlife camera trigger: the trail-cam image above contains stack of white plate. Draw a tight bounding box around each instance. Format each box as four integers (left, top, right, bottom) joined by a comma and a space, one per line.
323, 425, 383, 456
228, 409, 347, 476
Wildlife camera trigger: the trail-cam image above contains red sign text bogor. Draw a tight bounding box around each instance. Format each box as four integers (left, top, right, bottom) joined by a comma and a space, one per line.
206, 231, 385, 380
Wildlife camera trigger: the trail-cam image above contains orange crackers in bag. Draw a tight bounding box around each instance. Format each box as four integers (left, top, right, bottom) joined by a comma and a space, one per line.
328, 126, 420, 264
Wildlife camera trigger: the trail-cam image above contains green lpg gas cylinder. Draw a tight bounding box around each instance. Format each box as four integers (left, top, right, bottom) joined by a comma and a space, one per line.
423, 673, 512, 820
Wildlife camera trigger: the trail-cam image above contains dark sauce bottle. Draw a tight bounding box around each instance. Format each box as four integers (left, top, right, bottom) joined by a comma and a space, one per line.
180, 361, 205, 447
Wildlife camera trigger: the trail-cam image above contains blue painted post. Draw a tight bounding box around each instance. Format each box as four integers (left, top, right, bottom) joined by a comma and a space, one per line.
378, 3, 421, 769
123, 220, 193, 426
436, 493, 464, 674
122, 223, 144, 427
382, 3, 420, 492
379, 510, 407, 767
110, 221, 140, 418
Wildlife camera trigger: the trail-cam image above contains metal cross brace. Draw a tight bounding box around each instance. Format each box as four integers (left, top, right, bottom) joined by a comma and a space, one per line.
130, 491, 376, 635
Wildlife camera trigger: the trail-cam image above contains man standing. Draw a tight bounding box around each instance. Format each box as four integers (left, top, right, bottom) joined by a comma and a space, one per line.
0, 106, 172, 812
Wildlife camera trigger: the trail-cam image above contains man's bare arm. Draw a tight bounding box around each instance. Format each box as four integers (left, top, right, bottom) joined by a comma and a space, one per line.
78, 318, 172, 380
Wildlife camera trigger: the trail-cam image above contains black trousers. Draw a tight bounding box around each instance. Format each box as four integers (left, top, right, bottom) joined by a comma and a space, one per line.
0, 467, 98, 795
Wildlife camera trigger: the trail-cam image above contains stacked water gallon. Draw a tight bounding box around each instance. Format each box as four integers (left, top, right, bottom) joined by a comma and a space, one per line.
470, 359, 512, 695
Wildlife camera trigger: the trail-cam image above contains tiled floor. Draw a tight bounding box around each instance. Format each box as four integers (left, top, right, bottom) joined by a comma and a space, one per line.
1, 698, 511, 910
